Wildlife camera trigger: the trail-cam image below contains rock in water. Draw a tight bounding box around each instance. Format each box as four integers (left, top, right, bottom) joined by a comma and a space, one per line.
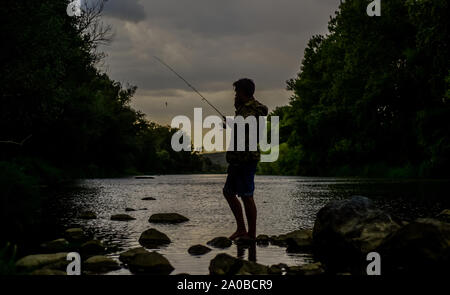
119, 247, 148, 264
40, 238, 70, 253
83, 255, 120, 273
15, 253, 69, 273
188, 245, 212, 256
125, 208, 136, 212
111, 214, 136, 221
209, 253, 269, 275
313, 196, 401, 269
207, 237, 232, 249
128, 252, 174, 275
256, 235, 270, 246
80, 240, 106, 256
141, 197, 156, 201
268, 229, 313, 252
377, 218, 450, 274
148, 213, 189, 224
286, 262, 325, 275
78, 211, 97, 220
139, 228, 171, 248
65, 228, 88, 243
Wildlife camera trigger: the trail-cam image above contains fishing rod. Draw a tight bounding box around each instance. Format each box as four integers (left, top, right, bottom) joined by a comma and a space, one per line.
153, 56, 226, 120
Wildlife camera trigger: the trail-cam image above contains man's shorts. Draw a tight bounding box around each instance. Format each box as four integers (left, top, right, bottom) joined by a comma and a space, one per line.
223, 161, 258, 198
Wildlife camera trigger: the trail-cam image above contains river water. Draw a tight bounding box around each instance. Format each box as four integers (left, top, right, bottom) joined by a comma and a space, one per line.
42, 175, 450, 275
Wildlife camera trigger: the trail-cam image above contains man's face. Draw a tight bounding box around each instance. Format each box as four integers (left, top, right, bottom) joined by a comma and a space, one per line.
234, 89, 247, 104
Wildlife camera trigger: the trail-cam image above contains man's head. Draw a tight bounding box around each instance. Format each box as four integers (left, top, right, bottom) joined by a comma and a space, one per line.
233, 78, 255, 104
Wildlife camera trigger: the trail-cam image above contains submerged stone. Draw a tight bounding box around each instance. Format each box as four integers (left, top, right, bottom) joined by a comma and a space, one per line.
207, 237, 232, 249
188, 245, 212, 256
139, 228, 171, 248
149, 213, 189, 224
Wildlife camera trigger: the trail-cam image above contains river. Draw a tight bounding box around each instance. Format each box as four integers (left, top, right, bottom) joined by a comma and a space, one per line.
41, 175, 450, 275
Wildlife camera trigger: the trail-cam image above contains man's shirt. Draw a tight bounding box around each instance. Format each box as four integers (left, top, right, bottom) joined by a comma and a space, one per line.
226, 98, 268, 164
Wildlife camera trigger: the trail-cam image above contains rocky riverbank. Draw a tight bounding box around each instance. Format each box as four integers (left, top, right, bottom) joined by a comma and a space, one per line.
14, 197, 450, 275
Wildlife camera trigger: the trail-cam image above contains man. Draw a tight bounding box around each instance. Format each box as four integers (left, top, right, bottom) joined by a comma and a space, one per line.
223, 78, 268, 240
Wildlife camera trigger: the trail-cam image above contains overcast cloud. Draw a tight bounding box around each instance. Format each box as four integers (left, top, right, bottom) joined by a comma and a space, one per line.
96, 0, 340, 125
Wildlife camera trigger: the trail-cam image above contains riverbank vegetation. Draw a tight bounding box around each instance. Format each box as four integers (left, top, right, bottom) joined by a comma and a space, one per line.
259, 0, 449, 178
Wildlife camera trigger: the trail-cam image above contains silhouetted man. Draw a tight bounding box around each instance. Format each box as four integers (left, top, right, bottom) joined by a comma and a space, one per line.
223, 78, 268, 240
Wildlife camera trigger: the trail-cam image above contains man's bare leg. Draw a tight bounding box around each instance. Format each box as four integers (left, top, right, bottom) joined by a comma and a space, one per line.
224, 193, 247, 240
242, 196, 257, 239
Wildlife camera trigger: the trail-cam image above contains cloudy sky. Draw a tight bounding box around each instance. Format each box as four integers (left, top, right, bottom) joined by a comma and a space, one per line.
95, 0, 340, 125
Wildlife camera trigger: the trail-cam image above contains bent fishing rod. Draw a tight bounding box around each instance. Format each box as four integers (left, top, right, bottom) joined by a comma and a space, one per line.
153, 56, 226, 120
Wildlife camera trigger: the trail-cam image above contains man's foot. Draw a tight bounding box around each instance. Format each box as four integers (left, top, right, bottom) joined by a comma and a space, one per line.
229, 230, 247, 240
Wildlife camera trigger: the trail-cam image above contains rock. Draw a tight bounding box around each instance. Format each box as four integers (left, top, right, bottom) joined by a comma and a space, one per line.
111, 214, 136, 221
80, 240, 106, 256
138, 228, 171, 248
209, 253, 269, 275
377, 218, 450, 273
119, 247, 148, 264
207, 237, 232, 249
256, 235, 270, 246
139, 208, 148, 210
436, 209, 450, 223
125, 208, 136, 212
40, 238, 70, 253
128, 252, 174, 275
83, 256, 120, 273
141, 197, 156, 201
135, 176, 155, 179
78, 211, 97, 220
65, 228, 88, 243
148, 213, 189, 224
15, 253, 68, 273
30, 269, 67, 275
188, 245, 212, 256
269, 230, 313, 251
268, 263, 288, 275
286, 262, 325, 275
313, 196, 401, 269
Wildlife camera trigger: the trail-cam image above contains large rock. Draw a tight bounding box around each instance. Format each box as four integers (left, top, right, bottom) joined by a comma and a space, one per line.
139, 228, 171, 248
128, 252, 174, 275
207, 237, 232, 249
313, 196, 401, 269
209, 253, 269, 275
83, 255, 120, 273
111, 214, 136, 221
65, 228, 88, 243
80, 240, 106, 256
119, 247, 148, 264
15, 253, 68, 273
377, 218, 450, 273
148, 213, 189, 224
286, 262, 325, 275
40, 239, 70, 253
188, 245, 211, 256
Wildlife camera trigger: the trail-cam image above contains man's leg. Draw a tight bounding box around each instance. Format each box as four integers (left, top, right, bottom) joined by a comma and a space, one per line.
242, 196, 257, 239
224, 193, 247, 240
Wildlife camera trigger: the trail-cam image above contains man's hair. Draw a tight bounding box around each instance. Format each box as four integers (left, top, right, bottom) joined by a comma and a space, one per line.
233, 78, 255, 97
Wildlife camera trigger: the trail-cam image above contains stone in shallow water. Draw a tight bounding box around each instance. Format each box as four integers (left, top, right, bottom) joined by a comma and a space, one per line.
286, 262, 325, 275
256, 235, 270, 246
65, 228, 88, 243
188, 245, 212, 256
128, 252, 174, 275
119, 247, 148, 264
141, 197, 156, 201
125, 208, 136, 212
110, 214, 136, 221
148, 213, 189, 224
78, 211, 97, 220
207, 237, 232, 249
40, 238, 70, 253
139, 228, 171, 248
15, 253, 69, 273
80, 240, 106, 256
209, 253, 269, 275
83, 255, 120, 273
